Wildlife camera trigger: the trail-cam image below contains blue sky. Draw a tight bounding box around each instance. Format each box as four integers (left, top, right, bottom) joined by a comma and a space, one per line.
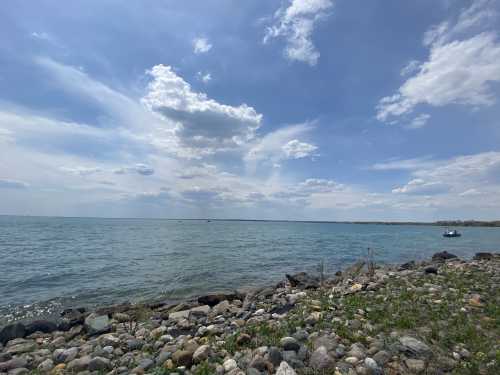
1, 0, 500, 221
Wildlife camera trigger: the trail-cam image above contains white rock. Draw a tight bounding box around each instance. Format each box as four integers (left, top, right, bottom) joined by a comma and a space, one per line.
276, 361, 297, 375
223, 358, 238, 372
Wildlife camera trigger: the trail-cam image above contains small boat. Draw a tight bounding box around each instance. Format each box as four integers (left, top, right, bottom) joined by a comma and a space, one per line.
443, 229, 461, 238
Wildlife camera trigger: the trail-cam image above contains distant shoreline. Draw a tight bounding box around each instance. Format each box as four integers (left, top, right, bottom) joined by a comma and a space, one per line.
1, 214, 500, 227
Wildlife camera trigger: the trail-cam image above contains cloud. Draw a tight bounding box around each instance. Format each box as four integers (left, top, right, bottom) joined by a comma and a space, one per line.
142, 64, 262, 157
263, 0, 334, 66
0, 179, 29, 189
377, 0, 500, 123
400, 60, 420, 77
245, 122, 316, 167
370, 156, 433, 171
196, 72, 212, 83
282, 139, 318, 159
60, 166, 103, 176
392, 178, 450, 195
192, 37, 212, 54
407, 113, 431, 129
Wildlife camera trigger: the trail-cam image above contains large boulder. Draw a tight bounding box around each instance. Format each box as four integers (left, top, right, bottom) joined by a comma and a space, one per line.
309, 346, 335, 370
84, 314, 111, 336
25, 320, 58, 335
197, 292, 243, 307
432, 251, 457, 262
473, 252, 493, 260
0, 323, 26, 345
285, 272, 320, 289
399, 336, 432, 358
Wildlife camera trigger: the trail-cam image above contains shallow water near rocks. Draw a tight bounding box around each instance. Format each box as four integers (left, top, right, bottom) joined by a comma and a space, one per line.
1, 215, 499, 324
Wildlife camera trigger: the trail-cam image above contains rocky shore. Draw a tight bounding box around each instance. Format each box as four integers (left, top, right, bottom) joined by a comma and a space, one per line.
1, 252, 499, 375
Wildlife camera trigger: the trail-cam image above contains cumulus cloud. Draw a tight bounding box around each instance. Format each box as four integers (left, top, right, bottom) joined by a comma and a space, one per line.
192, 37, 212, 54
0, 179, 29, 189
282, 139, 318, 159
392, 178, 449, 195
263, 0, 334, 66
377, 0, 500, 123
196, 71, 212, 83
143, 65, 262, 157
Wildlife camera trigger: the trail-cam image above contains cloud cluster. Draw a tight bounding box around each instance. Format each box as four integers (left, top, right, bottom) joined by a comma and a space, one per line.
377, 0, 500, 124
192, 37, 212, 54
263, 0, 334, 66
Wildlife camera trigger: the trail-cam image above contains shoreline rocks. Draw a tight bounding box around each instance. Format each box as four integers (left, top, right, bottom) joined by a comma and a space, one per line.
1, 252, 499, 375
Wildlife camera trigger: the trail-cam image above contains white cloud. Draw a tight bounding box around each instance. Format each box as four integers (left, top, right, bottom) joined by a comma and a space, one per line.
392, 178, 449, 195
143, 64, 262, 157
282, 139, 318, 159
400, 60, 420, 77
370, 156, 433, 171
263, 0, 334, 66
60, 166, 103, 176
192, 37, 212, 54
407, 113, 431, 129
197, 71, 212, 83
377, 0, 500, 122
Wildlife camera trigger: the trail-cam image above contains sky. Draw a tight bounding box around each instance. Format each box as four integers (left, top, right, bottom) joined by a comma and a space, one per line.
1, 0, 500, 221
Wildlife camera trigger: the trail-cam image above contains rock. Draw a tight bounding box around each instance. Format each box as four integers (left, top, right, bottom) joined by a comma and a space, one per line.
0, 358, 28, 372
127, 338, 144, 351
237, 333, 252, 346
246, 368, 261, 375
405, 358, 426, 373
276, 361, 297, 375
169, 310, 190, 320
53, 347, 78, 363
267, 347, 283, 367
473, 252, 493, 260
372, 350, 390, 366
399, 261, 416, 270
213, 300, 231, 315
280, 337, 300, 352
24, 320, 58, 335
0, 323, 26, 345
312, 335, 337, 351
0, 352, 12, 362
61, 308, 86, 327
399, 336, 432, 357
138, 358, 155, 370
248, 356, 268, 372
198, 292, 241, 307
305, 312, 322, 325
190, 305, 211, 316
309, 346, 335, 370
285, 272, 320, 289
223, 358, 238, 372
84, 314, 111, 336
424, 266, 438, 274
88, 356, 111, 371
364, 357, 381, 373
347, 343, 366, 359
99, 333, 120, 347
172, 350, 193, 367
67, 355, 91, 372
8, 368, 29, 375
193, 345, 211, 363
37, 358, 54, 372
6, 341, 36, 355
113, 312, 130, 322
432, 251, 457, 261
349, 283, 364, 293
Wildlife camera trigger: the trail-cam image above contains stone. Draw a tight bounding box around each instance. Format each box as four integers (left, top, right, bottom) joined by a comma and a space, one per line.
280, 337, 300, 352
364, 357, 381, 373
405, 358, 426, 373
248, 356, 268, 372
8, 368, 29, 375
312, 335, 337, 351
37, 359, 54, 372
309, 346, 335, 370
169, 310, 190, 320
198, 292, 242, 307
88, 356, 111, 372
399, 336, 432, 357
305, 312, 322, 325
113, 312, 130, 322
285, 272, 320, 289
424, 266, 438, 274
53, 347, 78, 363
473, 252, 493, 260
172, 350, 193, 367
213, 300, 231, 315
267, 347, 283, 367
237, 333, 252, 346
0, 323, 26, 345
347, 343, 366, 359
276, 361, 297, 375
193, 344, 211, 363
223, 358, 238, 372
61, 308, 86, 327
67, 356, 92, 372
6, 341, 37, 355
399, 261, 416, 270
349, 283, 364, 293
0, 358, 28, 372
25, 320, 58, 335
190, 305, 211, 316
432, 251, 457, 261
372, 350, 390, 366
138, 358, 155, 370
84, 314, 111, 336
345, 357, 358, 364
156, 351, 171, 365
246, 368, 261, 375
99, 333, 120, 347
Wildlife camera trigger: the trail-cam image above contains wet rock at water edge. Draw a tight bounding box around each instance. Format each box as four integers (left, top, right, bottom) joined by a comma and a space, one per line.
473, 252, 493, 260
432, 251, 457, 262
285, 272, 320, 289
0, 323, 26, 345
424, 266, 438, 274
84, 313, 111, 336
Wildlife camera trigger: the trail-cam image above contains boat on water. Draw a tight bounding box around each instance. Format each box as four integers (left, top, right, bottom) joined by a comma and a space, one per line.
443, 229, 461, 238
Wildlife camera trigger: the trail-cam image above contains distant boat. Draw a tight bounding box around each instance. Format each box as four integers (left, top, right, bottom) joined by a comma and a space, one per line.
443, 229, 461, 237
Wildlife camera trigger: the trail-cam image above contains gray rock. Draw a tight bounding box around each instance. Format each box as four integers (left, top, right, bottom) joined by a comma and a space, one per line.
405, 358, 426, 373
88, 356, 111, 371
246, 368, 262, 375
113, 312, 130, 322
8, 368, 28, 375
0, 358, 28, 372
311, 335, 337, 351
172, 350, 193, 367
347, 343, 366, 359
364, 357, 382, 374
193, 344, 211, 363
285, 272, 319, 289
276, 361, 297, 375
248, 356, 267, 372
267, 347, 282, 367
25, 320, 58, 336
155, 351, 171, 365
309, 346, 335, 370
372, 350, 391, 366
67, 355, 92, 372
53, 347, 78, 364
0, 323, 26, 345
424, 266, 438, 274
432, 251, 457, 262
399, 336, 432, 357
84, 314, 111, 336
223, 359, 238, 372
138, 358, 155, 370
473, 252, 493, 260
5, 341, 36, 355
280, 337, 300, 352
37, 359, 54, 372
0, 353, 12, 362
127, 339, 143, 351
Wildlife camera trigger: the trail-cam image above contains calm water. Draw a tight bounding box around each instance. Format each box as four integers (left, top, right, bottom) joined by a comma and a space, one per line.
1, 216, 499, 323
